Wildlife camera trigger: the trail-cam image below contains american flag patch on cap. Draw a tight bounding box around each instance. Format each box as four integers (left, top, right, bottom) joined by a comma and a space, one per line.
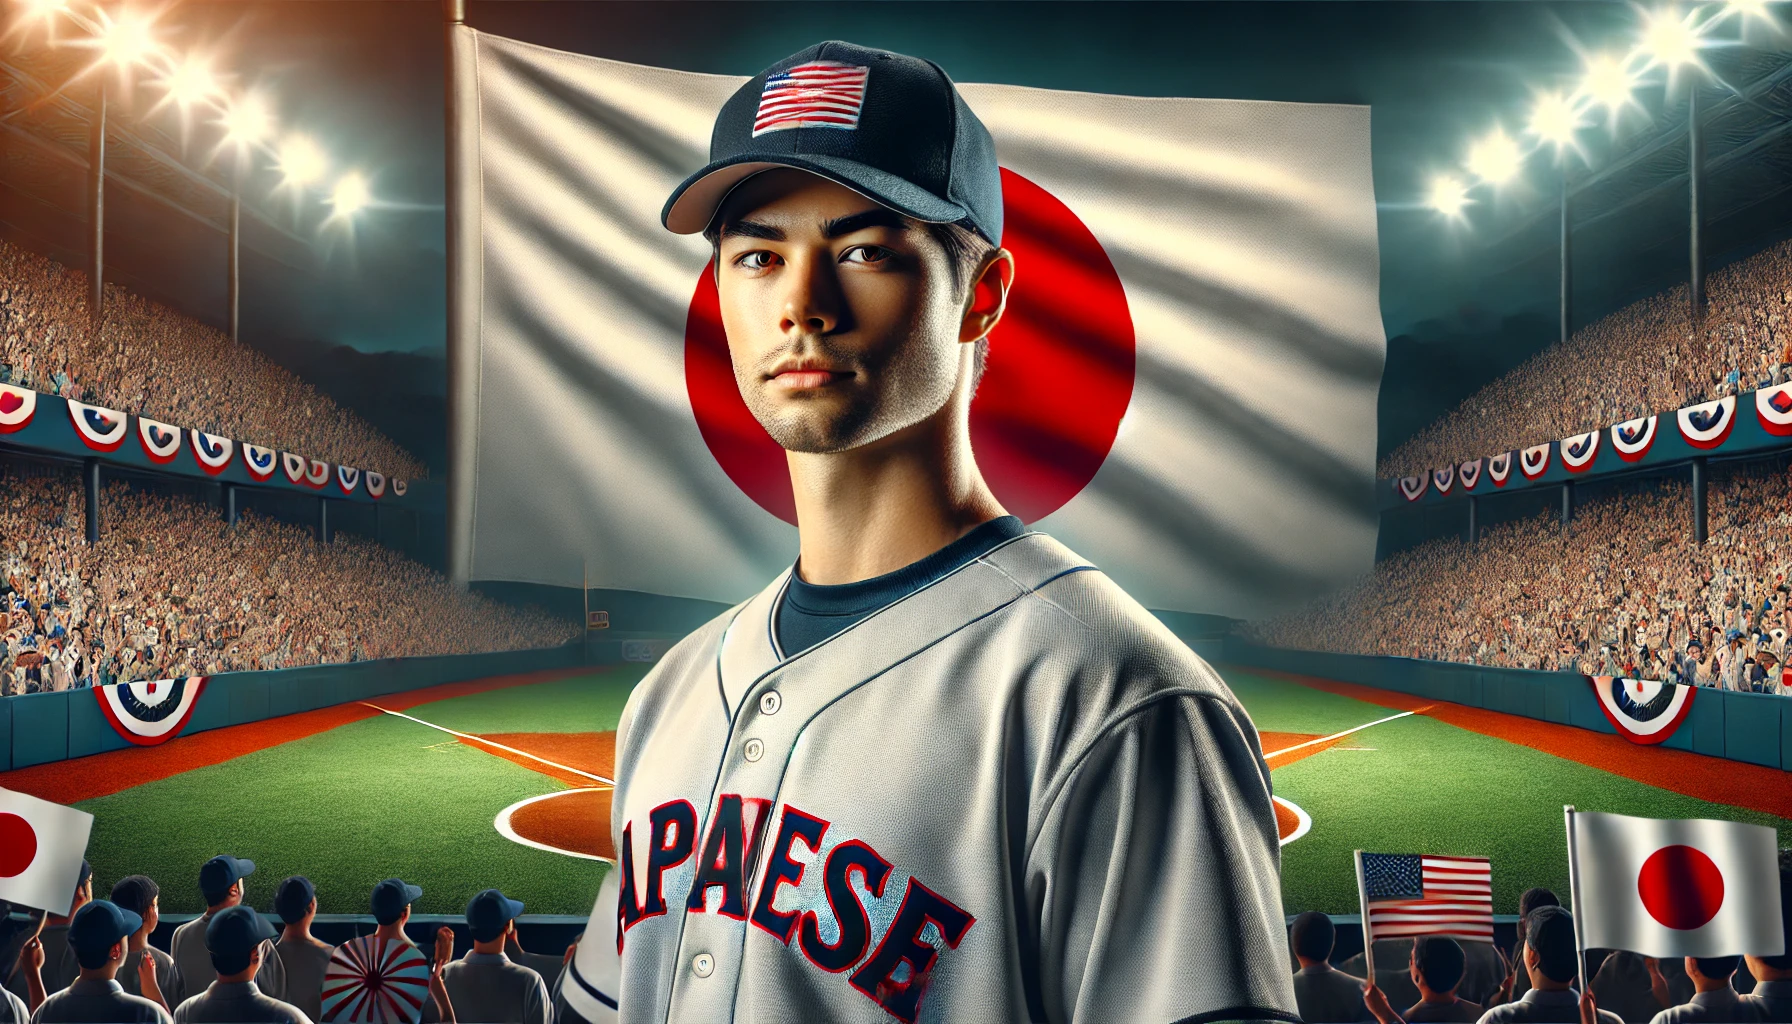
753, 61, 870, 137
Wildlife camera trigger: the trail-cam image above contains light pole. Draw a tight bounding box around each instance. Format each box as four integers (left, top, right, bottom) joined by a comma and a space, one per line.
88, 76, 105, 332
1688, 81, 1705, 327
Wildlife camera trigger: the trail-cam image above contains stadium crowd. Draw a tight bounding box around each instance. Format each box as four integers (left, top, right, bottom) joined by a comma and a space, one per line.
0, 239, 426, 481
3, 854, 1787, 1024
1381, 240, 1792, 481
0, 469, 575, 695
1244, 463, 1792, 692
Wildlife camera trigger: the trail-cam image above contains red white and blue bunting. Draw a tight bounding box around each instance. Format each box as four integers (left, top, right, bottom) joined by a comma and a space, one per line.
1432, 464, 1454, 494
243, 443, 278, 481
305, 458, 331, 489
1488, 451, 1513, 486
1398, 475, 1428, 502
0, 383, 37, 433
1559, 430, 1598, 472
1519, 443, 1550, 479
1756, 382, 1792, 437
1610, 414, 1658, 462
137, 417, 181, 464
282, 451, 308, 484
1458, 458, 1482, 490
189, 429, 233, 475
95, 677, 207, 746
336, 465, 361, 495
67, 400, 128, 452
365, 471, 387, 499
392, 479, 408, 497
1587, 676, 1694, 745
1676, 395, 1736, 449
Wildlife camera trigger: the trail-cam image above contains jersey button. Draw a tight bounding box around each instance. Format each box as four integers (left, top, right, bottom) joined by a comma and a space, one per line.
692, 953, 714, 978
743, 738, 764, 762
758, 691, 782, 716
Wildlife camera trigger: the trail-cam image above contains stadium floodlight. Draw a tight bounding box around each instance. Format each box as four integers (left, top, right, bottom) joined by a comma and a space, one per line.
220, 94, 273, 146
1581, 53, 1639, 116
1427, 175, 1471, 219
1528, 92, 1582, 148
1725, 0, 1771, 20
94, 7, 157, 69
20, 0, 68, 19
329, 171, 370, 217
157, 56, 219, 110
1465, 128, 1524, 186
277, 135, 327, 188
1641, 7, 1705, 70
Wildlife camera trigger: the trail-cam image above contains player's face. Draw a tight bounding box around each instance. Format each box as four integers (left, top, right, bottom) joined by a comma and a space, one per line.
713, 169, 971, 454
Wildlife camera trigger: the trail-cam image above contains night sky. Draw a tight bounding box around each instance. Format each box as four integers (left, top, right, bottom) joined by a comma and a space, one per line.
13, 1, 1789, 470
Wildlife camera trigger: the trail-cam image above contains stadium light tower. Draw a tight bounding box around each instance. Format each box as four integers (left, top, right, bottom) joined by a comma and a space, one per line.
1465, 128, 1524, 186
1581, 54, 1639, 127
82, 7, 162, 332
1529, 92, 1582, 350
329, 172, 371, 219
1426, 175, 1471, 219
220, 93, 274, 343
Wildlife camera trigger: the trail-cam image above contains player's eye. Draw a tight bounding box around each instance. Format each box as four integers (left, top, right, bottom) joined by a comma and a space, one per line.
732, 250, 780, 272
840, 245, 894, 266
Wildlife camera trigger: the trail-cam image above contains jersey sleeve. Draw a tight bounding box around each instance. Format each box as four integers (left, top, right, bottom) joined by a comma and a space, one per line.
1025, 691, 1299, 1024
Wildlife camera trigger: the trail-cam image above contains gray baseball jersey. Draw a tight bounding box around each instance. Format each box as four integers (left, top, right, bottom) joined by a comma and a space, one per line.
567, 531, 1297, 1023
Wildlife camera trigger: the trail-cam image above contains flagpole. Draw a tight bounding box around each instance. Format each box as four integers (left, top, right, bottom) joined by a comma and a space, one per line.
1563, 805, 1588, 992
1355, 850, 1376, 982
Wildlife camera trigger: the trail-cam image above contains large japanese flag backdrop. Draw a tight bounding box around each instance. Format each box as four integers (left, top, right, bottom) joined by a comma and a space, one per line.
447, 29, 1386, 617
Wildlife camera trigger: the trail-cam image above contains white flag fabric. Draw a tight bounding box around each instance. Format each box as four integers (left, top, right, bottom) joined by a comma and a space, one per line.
1568, 809, 1784, 957
0, 787, 94, 916
449, 29, 1385, 617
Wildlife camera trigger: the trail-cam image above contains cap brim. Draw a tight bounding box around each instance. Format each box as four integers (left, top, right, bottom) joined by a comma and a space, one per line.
404, 884, 423, 903
235, 858, 256, 878
119, 909, 143, 938
663, 153, 967, 235
503, 897, 525, 920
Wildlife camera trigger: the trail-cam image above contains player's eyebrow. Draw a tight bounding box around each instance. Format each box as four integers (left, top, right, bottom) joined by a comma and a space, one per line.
717, 218, 786, 242
821, 208, 910, 239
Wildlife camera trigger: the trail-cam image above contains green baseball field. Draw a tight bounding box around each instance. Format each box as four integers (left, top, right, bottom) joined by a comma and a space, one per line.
4, 662, 1787, 917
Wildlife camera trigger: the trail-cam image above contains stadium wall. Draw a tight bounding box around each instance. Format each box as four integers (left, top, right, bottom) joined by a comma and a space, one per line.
0, 638, 662, 771
1225, 640, 1792, 771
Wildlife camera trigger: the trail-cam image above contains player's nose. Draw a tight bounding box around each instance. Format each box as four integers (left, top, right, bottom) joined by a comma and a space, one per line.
779, 251, 844, 337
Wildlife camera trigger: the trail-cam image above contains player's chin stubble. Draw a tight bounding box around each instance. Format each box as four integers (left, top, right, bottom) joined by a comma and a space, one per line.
740, 343, 960, 456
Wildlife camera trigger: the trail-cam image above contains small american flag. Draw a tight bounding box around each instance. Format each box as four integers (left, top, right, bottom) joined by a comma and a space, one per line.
1361, 853, 1494, 942
753, 61, 870, 137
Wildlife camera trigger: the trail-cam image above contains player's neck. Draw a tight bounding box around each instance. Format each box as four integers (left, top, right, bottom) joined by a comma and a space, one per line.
787, 399, 1005, 585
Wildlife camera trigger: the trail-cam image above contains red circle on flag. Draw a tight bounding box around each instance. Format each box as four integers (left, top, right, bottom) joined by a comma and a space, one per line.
683, 168, 1137, 525
1637, 844, 1725, 930
0, 813, 37, 878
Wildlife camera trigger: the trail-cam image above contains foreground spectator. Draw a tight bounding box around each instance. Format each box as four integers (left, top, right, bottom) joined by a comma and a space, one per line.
1647, 956, 1760, 1024
1292, 911, 1371, 1023
439, 890, 550, 1024
167, 857, 283, 1006
270, 879, 331, 1024
0, 959, 23, 1024
1406, 938, 1484, 1023
108, 876, 172, 1006
368, 879, 454, 1024
4, 862, 88, 1007
1741, 849, 1792, 1021
1475, 907, 1624, 1024
170, 907, 308, 1024
29, 901, 169, 1024
1588, 952, 1675, 1024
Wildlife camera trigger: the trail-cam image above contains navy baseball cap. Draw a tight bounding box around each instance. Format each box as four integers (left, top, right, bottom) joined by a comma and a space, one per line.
662, 40, 1003, 246
371, 878, 422, 921
465, 889, 525, 942
199, 855, 254, 898
67, 900, 140, 960
205, 905, 277, 958
274, 877, 315, 925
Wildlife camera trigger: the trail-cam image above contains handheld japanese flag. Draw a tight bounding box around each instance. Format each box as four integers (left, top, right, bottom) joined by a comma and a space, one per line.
1565, 807, 1783, 957
0, 787, 94, 916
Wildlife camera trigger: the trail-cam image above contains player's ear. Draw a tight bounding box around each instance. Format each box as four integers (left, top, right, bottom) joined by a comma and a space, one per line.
959, 248, 1014, 346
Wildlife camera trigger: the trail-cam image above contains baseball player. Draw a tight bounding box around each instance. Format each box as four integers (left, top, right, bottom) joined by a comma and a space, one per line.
562, 41, 1297, 1024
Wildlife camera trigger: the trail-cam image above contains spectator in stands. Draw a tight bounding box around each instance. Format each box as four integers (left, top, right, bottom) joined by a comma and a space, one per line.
29, 900, 170, 1024
439, 890, 550, 1024
1291, 911, 1371, 1023
169, 907, 308, 1024
1646, 957, 1761, 1024
1473, 907, 1624, 1024
1405, 938, 1484, 1023
109, 876, 173, 1006
1741, 849, 1792, 1021
167, 857, 283, 1007
1751, 651, 1780, 693
369, 879, 455, 1024
270, 878, 331, 1024
4, 861, 88, 1007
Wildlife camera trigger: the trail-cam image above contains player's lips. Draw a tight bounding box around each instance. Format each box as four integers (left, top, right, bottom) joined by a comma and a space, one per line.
768, 362, 854, 390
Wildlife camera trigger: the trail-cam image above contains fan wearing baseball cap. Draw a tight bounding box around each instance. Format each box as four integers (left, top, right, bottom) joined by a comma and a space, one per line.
166, 857, 285, 1008
269, 877, 333, 1024
169, 906, 308, 1024
438, 890, 550, 1024
29, 900, 170, 1024
368, 879, 456, 1024
572, 39, 1296, 1024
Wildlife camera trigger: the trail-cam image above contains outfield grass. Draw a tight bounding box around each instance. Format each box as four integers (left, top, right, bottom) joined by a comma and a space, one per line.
1225, 669, 1792, 916
77, 667, 645, 916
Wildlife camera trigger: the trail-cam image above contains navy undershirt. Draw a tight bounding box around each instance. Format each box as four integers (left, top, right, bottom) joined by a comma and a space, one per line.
774, 516, 1026, 656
